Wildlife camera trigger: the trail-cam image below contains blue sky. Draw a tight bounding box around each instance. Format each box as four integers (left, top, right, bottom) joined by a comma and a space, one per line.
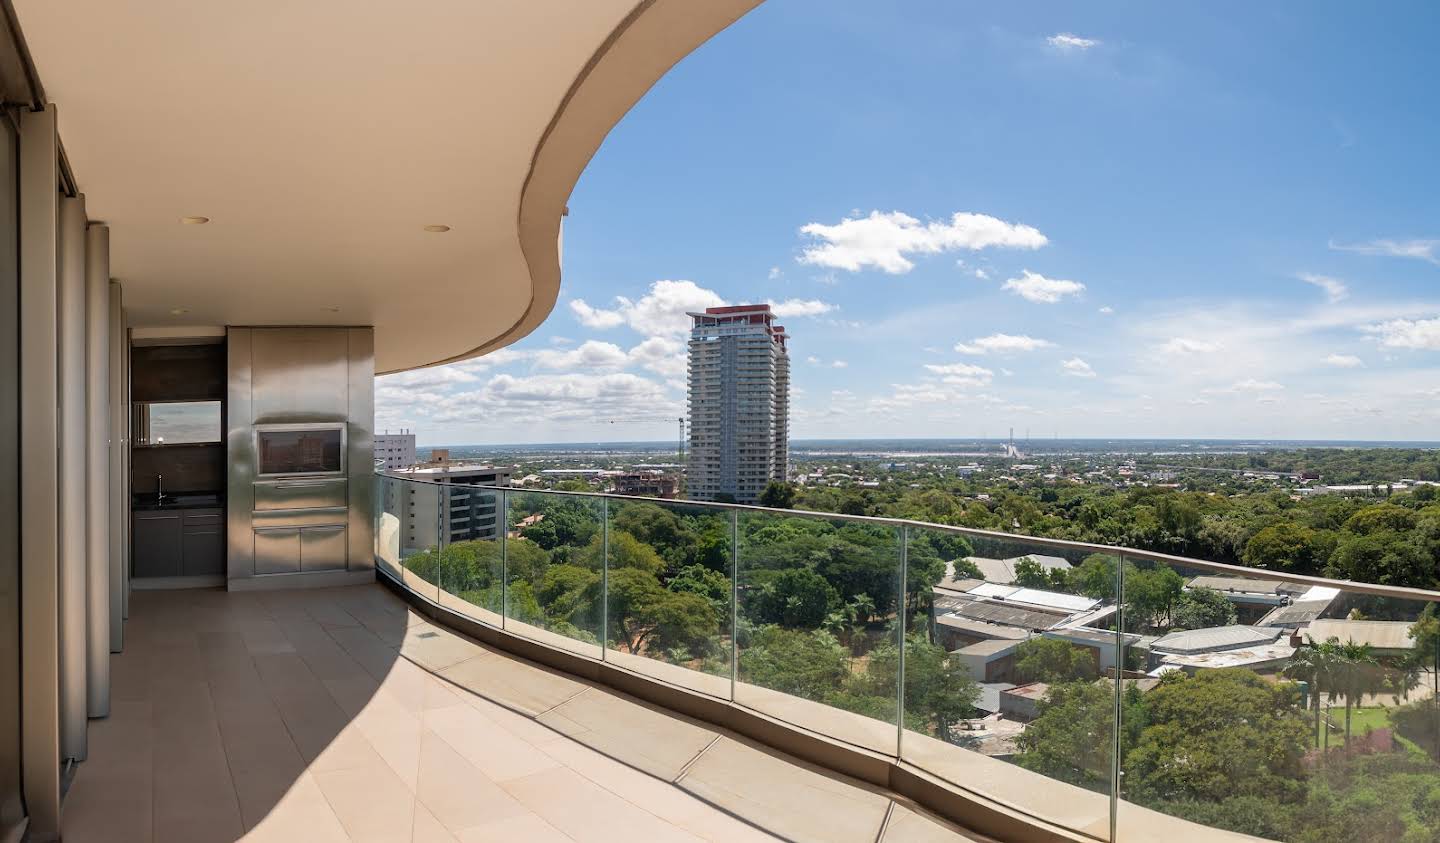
378, 0, 1440, 445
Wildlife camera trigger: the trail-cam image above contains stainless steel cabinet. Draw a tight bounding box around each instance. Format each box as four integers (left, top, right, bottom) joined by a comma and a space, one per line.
254, 527, 300, 575
254, 523, 347, 574
300, 525, 346, 571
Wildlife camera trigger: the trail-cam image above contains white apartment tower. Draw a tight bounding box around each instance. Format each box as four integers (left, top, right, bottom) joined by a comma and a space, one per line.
374, 430, 417, 470
687, 305, 789, 503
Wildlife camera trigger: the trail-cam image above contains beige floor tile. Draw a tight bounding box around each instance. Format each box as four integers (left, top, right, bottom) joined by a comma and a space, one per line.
326, 624, 403, 680
456, 812, 574, 842
412, 801, 462, 843
676, 737, 890, 843
149, 678, 246, 843
538, 737, 780, 843
503, 766, 703, 843
438, 652, 586, 717
537, 688, 717, 780
880, 803, 980, 842
313, 762, 417, 843
399, 623, 490, 672
416, 731, 530, 832
239, 772, 351, 843
378, 657, 464, 713
62, 702, 154, 843
425, 703, 561, 782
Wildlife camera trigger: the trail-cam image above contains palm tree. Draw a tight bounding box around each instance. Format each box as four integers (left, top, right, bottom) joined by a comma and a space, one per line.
1286, 643, 1340, 752
1329, 640, 1382, 746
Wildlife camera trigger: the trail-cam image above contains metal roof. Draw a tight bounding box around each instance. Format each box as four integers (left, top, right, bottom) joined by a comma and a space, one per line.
1187, 575, 1308, 596
1150, 625, 1282, 655
1304, 619, 1417, 651
934, 615, 1033, 641
1259, 600, 1332, 627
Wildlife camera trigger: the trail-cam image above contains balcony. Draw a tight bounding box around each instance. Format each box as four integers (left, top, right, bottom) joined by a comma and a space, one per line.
377, 475, 1440, 843
64, 568, 975, 842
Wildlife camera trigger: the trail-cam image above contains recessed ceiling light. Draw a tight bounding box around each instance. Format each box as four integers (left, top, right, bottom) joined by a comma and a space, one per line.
170, 308, 189, 315
423, 224, 451, 233
181, 216, 209, 225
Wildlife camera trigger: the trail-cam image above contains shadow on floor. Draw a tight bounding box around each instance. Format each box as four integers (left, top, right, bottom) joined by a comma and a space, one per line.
63, 582, 977, 842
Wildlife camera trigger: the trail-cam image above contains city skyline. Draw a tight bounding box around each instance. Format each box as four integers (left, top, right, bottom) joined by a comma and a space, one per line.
377, 1, 1440, 445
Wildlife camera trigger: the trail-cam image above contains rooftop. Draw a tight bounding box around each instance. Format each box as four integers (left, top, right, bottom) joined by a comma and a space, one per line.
1304, 619, 1418, 651
1149, 625, 1284, 655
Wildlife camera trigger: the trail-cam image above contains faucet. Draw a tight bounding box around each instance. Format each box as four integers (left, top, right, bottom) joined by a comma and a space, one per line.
157, 474, 164, 504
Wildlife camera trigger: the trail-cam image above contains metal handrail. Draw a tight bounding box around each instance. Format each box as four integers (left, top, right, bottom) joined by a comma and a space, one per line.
376, 471, 1440, 603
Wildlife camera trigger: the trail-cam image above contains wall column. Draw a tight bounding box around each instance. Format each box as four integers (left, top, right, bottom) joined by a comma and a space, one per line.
85, 224, 110, 715
58, 194, 88, 760
108, 281, 126, 651
19, 102, 62, 840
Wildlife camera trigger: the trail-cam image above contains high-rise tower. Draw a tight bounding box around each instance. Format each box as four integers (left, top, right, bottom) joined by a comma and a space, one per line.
686, 305, 789, 503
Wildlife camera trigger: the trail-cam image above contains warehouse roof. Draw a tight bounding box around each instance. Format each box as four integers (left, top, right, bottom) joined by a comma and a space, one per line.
1304, 619, 1417, 651
1150, 625, 1283, 655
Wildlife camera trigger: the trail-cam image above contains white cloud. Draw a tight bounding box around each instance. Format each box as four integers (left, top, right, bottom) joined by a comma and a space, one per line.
1098, 306, 1114, 315
1002, 270, 1085, 303
768, 266, 783, 280
568, 280, 726, 336
1207, 378, 1285, 394
1159, 337, 1222, 355
1365, 317, 1440, 350
766, 298, 835, 318
798, 210, 1047, 274
627, 336, 687, 377
1330, 238, 1440, 266
831, 360, 849, 369
1047, 33, 1100, 51
805, 356, 822, 365
1061, 358, 1096, 378
1296, 272, 1349, 303
974, 268, 990, 280
954, 333, 1054, 355
569, 299, 626, 329
532, 340, 629, 370
1323, 353, 1363, 368
923, 362, 994, 386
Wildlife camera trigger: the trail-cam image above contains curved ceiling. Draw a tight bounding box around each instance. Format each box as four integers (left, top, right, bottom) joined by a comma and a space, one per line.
12, 0, 761, 373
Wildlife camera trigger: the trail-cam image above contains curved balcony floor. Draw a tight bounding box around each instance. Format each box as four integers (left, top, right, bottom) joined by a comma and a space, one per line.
63, 583, 979, 843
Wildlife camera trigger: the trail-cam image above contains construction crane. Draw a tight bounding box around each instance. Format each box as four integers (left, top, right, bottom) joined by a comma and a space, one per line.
603, 416, 687, 465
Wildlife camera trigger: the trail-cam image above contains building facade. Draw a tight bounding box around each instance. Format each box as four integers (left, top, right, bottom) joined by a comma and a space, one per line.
687, 304, 789, 503
385, 464, 513, 548
374, 430, 417, 470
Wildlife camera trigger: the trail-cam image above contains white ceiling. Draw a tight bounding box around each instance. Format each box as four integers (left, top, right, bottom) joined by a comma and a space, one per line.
13, 0, 640, 373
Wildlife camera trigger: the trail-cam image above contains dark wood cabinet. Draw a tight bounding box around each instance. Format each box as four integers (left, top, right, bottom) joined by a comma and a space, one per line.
134, 507, 224, 579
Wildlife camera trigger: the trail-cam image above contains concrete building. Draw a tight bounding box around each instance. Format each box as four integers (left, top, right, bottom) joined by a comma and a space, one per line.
613, 471, 678, 499
687, 304, 789, 503
373, 430, 417, 470
386, 464, 513, 547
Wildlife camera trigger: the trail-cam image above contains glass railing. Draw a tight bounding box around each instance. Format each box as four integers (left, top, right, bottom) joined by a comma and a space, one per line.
375, 473, 1440, 843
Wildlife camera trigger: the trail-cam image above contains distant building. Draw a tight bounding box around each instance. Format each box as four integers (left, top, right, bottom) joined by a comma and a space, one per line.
687, 304, 789, 504
613, 471, 677, 499
966, 554, 1072, 586
386, 463, 514, 545
374, 430, 417, 470
1303, 619, 1418, 657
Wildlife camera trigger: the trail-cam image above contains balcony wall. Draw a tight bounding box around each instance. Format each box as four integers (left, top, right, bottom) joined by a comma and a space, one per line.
377, 474, 1440, 843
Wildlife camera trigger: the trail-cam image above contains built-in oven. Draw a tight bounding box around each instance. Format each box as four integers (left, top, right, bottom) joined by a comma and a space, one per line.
254, 423, 346, 478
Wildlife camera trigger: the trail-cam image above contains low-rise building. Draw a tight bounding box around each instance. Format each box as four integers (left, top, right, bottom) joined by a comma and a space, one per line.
612, 471, 678, 499
1303, 619, 1418, 657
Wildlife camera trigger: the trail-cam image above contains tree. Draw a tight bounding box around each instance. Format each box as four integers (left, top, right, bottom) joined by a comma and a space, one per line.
1323, 639, 1383, 746
1014, 681, 1121, 791
1015, 637, 1098, 684
537, 564, 599, 628
750, 568, 839, 628
1243, 522, 1319, 571
573, 530, 666, 576
1170, 587, 1237, 630
1125, 565, 1185, 630
1012, 557, 1071, 592
1343, 503, 1418, 536
1284, 644, 1339, 753
1125, 670, 1309, 804
759, 481, 797, 509
739, 626, 849, 702
864, 633, 980, 738
667, 564, 731, 613
1067, 554, 1120, 600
